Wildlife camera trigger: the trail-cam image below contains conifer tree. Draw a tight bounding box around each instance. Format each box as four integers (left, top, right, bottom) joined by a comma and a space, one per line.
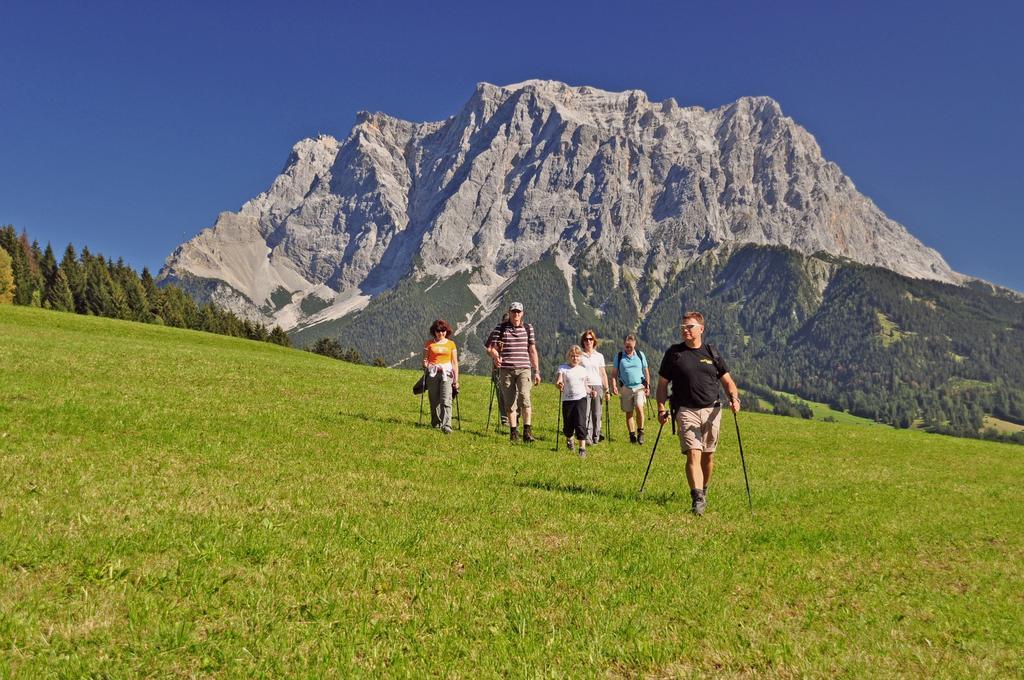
140, 267, 160, 319
0, 246, 14, 304
83, 257, 116, 316
60, 244, 85, 311
19, 232, 45, 306
2, 229, 35, 306
269, 325, 291, 347
43, 267, 74, 311
122, 274, 151, 321
40, 243, 57, 286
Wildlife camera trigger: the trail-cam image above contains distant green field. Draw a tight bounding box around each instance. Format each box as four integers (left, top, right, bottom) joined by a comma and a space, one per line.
766, 389, 880, 426
2, 306, 1022, 677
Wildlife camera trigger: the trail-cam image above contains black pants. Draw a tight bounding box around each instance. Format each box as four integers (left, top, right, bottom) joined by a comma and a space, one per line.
562, 398, 588, 440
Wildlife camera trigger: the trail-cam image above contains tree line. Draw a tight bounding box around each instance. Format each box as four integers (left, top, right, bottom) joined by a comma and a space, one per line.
0, 225, 290, 347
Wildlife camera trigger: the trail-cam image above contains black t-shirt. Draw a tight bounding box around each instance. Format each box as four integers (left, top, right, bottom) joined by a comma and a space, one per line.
658, 343, 730, 409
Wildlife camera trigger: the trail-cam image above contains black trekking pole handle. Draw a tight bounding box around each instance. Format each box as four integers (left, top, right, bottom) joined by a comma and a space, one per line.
639, 419, 665, 493
732, 410, 752, 511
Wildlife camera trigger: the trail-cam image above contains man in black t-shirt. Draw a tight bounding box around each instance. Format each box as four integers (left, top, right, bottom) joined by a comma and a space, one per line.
656, 311, 741, 516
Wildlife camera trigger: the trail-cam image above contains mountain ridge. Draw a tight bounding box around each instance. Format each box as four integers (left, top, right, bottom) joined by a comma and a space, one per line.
158, 79, 965, 334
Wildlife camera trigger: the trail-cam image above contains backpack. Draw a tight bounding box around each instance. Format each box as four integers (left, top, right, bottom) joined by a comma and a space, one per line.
615, 350, 648, 387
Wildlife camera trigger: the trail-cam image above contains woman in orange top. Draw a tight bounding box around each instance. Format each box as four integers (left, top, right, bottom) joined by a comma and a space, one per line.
422, 319, 459, 434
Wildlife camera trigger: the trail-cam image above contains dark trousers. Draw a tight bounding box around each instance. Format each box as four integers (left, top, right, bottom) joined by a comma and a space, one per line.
562, 398, 588, 440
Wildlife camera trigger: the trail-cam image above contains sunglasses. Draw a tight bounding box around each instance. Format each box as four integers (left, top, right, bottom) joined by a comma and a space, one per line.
682, 324, 702, 330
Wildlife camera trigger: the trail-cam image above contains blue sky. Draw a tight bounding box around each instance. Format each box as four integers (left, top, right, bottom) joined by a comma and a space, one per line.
2, 0, 1022, 290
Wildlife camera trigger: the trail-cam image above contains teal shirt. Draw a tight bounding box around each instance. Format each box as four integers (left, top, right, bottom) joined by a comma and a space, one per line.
613, 350, 648, 388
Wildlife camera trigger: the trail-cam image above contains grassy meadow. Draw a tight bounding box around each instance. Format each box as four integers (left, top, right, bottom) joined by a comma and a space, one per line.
1, 305, 1022, 677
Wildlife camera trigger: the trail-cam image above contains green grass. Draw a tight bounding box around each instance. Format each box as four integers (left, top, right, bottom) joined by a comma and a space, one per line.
2, 305, 1023, 677
876, 311, 912, 347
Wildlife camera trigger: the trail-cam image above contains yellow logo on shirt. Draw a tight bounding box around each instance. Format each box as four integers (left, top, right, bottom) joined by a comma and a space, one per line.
699, 358, 714, 365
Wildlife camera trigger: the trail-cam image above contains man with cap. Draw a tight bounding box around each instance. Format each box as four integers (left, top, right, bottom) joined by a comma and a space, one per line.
485, 302, 541, 442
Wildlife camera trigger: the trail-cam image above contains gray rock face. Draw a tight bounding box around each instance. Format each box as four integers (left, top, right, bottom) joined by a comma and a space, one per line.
159, 79, 960, 329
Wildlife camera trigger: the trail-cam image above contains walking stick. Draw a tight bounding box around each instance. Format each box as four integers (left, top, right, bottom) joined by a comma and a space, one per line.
454, 385, 462, 431
639, 419, 665, 493
418, 369, 427, 427
604, 391, 612, 443
554, 396, 561, 451
485, 373, 496, 433
732, 409, 752, 511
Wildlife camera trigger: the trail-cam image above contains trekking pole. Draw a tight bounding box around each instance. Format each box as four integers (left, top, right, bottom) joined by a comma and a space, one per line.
605, 391, 612, 443
732, 410, 753, 511
454, 385, 462, 431
485, 373, 496, 433
418, 369, 427, 427
639, 419, 665, 493
554, 396, 561, 451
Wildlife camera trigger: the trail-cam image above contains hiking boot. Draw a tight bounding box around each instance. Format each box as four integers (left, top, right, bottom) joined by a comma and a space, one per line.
578, 445, 587, 459
691, 489, 706, 516
637, 429, 645, 445
629, 431, 638, 444
566, 436, 574, 452
510, 426, 519, 442
441, 425, 452, 435
523, 425, 535, 443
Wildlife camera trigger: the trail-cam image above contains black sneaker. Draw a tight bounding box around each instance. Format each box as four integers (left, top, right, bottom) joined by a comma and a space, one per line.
637, 429, 645, 445
510, 427, 519, 442
629, 432, 638, 444
523, 425, 535, 443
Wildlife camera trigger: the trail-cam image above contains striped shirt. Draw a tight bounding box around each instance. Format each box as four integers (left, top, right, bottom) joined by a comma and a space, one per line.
486, 322, 536, 369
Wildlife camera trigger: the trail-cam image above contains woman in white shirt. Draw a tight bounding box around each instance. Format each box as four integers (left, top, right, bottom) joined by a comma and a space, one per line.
579, 329, 609, 445
556, 345, 595, 457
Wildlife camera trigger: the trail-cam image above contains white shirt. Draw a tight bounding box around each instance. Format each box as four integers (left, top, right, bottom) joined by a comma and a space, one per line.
557, 364, 592, 401
580, 350, 606, 389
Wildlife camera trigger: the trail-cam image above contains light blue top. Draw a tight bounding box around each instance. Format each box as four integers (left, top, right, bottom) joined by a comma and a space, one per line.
613, 350, 648, 388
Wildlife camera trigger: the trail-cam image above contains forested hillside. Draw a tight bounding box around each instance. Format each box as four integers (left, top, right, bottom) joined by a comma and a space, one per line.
0, 225, 290, 346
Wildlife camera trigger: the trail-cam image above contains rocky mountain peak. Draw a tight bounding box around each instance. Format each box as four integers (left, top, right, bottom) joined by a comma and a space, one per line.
159, 79, 962, 332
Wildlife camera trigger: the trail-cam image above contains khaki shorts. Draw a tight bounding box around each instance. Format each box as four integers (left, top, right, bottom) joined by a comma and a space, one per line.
619, 385, 647, 412
499, 367, 532, 414
675, 404, 722, 453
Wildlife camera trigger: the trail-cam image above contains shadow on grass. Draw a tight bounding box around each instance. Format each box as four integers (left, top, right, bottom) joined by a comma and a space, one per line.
512, 478, 677, 506
335, 410, 525, 441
